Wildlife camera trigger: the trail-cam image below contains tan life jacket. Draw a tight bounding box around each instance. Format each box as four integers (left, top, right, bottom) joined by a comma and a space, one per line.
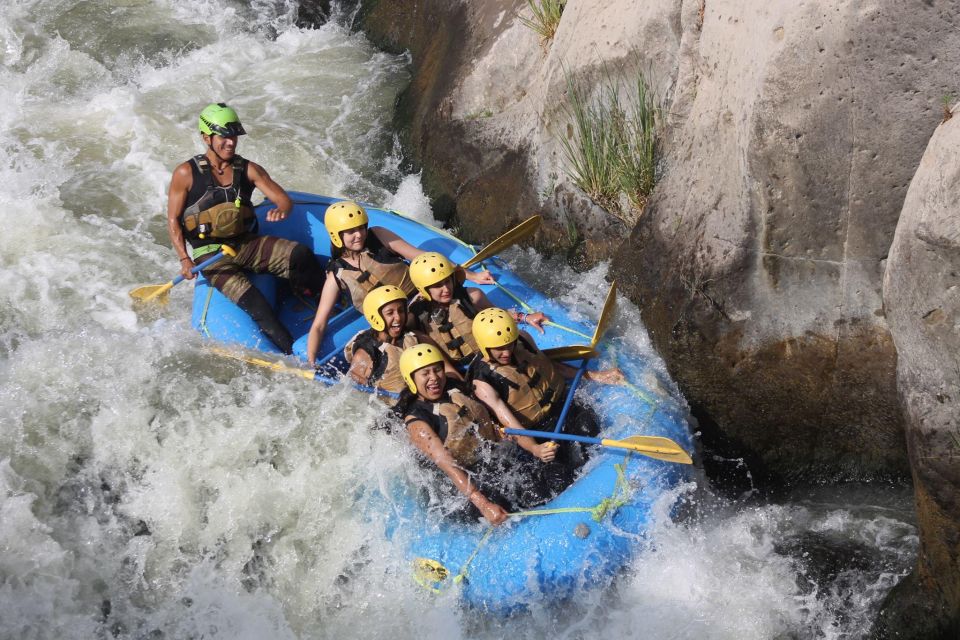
334, 249, 415, 311
413, 288, 480, 363
182, 201, 257, 239
345, 329, 420, 396
481, 335, 567, 427
431, 388, 499, 468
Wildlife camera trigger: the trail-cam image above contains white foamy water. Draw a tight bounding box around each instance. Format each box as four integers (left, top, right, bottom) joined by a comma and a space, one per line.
0, 2, 916, 638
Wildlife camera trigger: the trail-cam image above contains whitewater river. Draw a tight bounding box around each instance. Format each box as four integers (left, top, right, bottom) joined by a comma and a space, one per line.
0, 2, 918, 638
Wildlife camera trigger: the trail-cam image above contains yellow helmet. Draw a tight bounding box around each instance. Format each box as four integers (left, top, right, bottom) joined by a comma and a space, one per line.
362, 285, 408, 331
399, 343, 445, 393
409, 252, 456, 301
473, 308, 519, 354
324, 201, 369, 248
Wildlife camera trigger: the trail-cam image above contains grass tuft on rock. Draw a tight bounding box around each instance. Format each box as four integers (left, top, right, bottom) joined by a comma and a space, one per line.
519, 0, 566, 44
559, 68, 661, 223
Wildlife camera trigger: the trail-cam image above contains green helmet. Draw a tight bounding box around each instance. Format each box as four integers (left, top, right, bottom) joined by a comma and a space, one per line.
198, 102, 246, 137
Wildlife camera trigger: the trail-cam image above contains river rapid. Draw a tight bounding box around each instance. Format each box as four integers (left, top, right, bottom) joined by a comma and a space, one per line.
0, 2, 918, 638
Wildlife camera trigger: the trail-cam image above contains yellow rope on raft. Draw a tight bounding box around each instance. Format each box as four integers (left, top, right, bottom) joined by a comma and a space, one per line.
608, 348, 659, 406
510, 458, 633, 522
198, 285, 215, 338
452, 527, 495, 586
438, 456, 635, 588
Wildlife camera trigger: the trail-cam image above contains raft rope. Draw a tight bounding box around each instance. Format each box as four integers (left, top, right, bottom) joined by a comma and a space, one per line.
511, 456, 633, 522
450, 527, 495, 587
441, 455, 635, 588
608, 348, 660, 407
198, 285, 215, 338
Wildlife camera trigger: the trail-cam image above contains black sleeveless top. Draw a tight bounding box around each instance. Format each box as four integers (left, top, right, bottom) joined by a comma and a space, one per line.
181, 154, 256, 246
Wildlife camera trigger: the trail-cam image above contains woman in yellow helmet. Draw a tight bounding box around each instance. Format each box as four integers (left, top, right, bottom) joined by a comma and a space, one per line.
394, 344, 563, 527
468, 308, 625, 467
406, 252, 548, 367
305, 201, 494, 365
343, 285, 462, 400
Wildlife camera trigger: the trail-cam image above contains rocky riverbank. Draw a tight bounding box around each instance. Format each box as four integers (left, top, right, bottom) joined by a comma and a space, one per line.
352, 0, 959, 635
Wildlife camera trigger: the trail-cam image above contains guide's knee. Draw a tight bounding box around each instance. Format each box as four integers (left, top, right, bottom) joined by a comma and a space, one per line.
288, 244, 325, 292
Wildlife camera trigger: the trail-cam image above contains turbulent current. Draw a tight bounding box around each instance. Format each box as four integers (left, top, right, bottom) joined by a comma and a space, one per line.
0, 2, 918, 638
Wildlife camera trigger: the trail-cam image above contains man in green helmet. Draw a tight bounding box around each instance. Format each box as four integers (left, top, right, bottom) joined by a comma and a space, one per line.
166, 102, 325, 354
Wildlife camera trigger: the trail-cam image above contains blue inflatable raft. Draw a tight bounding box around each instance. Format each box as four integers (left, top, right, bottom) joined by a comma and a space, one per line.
191, 192, 697, 613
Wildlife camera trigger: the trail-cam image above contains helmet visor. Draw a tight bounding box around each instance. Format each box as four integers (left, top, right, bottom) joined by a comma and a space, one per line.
203, 118, 247, 138
205, 120, 246, 137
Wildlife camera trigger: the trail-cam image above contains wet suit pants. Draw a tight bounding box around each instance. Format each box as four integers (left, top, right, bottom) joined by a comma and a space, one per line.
200, 235, 324, 354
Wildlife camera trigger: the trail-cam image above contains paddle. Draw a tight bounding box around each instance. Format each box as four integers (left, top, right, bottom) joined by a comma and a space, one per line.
208, 346, 400, 399
504, 428, 692, 464
552, 281, 617, 433
460, 215, 540, 269
130, 246, 237, 305
541, 345, 599, 361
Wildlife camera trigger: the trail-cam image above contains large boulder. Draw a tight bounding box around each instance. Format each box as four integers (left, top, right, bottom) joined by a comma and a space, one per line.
877, 112, 960, 638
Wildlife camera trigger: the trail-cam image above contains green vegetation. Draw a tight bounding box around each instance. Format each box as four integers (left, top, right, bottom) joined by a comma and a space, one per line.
942, 93, 955, 123
564, 216, 585, 266
465, 107, 494, 120
565, 216, 580, 248
519, 0, 567, 44
559, 68, 661, 223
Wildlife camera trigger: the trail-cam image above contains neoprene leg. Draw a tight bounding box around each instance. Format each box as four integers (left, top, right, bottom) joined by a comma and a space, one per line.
237, 236, 325, 294
286, 243, 326, 293
236, 287, 294, 354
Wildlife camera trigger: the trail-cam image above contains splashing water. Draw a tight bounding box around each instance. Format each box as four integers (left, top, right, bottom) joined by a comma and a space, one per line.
0, 2, 916, 638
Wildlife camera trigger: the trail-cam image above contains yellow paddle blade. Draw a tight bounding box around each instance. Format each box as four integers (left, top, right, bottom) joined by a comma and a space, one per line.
129, 281, 174, 305
541, 344, 599, 361
130, 247, 234, 306
590, 281, 617, 348
208, 346, 316, 380
461, 215, 541, 269
599, 435, 693, 464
